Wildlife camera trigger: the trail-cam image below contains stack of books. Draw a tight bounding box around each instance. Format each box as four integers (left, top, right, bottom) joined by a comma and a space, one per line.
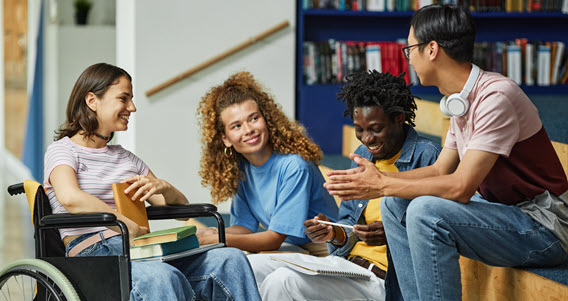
129, 225, 199, 260
112, 183, 202, 261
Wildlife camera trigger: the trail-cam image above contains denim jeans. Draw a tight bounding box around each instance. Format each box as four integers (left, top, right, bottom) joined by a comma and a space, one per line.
381, 194, 568, 301
66, 233, 261, 301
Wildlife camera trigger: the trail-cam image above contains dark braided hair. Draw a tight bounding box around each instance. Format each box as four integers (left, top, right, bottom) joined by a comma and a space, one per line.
337, 70, 418, 127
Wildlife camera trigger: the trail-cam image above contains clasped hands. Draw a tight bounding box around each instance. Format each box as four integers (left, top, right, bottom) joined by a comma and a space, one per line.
324, 153, 386, 201
304, 214, 386, 246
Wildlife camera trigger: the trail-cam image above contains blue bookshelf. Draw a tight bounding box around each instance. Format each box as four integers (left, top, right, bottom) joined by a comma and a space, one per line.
295, 3, 568, 154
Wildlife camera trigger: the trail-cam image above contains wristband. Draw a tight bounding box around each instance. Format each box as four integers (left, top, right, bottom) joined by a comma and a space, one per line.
331, 227, 346, 246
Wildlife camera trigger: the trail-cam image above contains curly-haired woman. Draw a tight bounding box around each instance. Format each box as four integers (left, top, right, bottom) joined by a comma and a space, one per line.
196, 71, 338, 254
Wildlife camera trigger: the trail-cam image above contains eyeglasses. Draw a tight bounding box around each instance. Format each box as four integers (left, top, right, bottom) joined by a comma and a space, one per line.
402, 42, 429, 60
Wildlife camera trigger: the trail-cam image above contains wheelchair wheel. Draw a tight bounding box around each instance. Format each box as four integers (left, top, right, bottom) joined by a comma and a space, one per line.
0, 259, 80, 301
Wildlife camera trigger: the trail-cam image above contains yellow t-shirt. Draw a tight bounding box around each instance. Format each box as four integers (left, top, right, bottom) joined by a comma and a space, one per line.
348, 150, 401, 272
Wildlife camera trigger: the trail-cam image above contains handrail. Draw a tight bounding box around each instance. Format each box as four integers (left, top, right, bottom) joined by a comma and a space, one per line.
145, 20, 290, 97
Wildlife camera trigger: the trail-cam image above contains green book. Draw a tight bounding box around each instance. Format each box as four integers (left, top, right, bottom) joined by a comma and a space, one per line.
132, 225, 196, 247
130, 235, 199, 260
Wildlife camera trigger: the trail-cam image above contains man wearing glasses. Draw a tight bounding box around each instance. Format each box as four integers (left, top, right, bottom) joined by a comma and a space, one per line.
325, 3, 568, 300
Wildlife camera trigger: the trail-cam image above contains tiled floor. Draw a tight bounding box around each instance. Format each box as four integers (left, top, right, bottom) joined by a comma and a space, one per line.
0, 164, 34, 269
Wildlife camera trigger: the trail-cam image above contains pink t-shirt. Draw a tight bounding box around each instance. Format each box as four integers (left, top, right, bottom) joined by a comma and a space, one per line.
445, 70, 568, 205
43, 137, 149, 239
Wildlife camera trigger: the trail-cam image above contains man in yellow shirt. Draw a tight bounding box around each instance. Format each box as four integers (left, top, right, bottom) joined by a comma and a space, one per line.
248, 70, 441, 300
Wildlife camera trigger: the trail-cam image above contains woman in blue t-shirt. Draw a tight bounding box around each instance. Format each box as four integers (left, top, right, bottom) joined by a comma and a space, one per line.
197, 72, 338, 253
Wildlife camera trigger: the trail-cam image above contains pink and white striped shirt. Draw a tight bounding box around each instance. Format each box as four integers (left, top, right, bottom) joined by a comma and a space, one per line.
43, 136, 149, 239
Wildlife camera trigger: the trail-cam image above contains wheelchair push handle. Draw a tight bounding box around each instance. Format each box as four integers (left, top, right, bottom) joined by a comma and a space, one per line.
7, 183, 24, 196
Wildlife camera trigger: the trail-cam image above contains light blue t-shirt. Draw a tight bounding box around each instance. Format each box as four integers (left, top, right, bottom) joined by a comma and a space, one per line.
230, 153, 339, 245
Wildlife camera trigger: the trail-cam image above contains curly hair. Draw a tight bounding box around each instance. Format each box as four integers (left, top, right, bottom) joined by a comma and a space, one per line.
337, 70, 417, 127
197, 72, 323, 204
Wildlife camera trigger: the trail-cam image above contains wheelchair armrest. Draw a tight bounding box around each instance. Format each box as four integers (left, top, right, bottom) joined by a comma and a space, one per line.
146, 203, 217, 219
146, 204, 226, 245
41, 212, 117, 227
39, 213, 130, 258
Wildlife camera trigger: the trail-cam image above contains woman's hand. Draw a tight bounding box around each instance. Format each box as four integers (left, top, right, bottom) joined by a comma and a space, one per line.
197, 227, 218, 236
122, 174, 169, 203
197, 233, 219, 245
128, 224, 150, 246
304, 214, 334, 243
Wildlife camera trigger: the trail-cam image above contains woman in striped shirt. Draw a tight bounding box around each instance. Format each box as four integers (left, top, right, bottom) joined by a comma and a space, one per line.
44, 63, 260, 301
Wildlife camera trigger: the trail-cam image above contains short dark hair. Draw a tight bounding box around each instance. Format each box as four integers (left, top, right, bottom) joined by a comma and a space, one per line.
337, 70, 417, 127
411, 3, 476, 63
56, 63, 132, 141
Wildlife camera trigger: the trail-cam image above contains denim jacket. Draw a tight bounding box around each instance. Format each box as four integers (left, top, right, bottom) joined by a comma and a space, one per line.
327, 125, 442, 300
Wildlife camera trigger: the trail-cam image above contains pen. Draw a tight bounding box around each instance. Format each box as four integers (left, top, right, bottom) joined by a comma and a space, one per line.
316, 220, 354, 229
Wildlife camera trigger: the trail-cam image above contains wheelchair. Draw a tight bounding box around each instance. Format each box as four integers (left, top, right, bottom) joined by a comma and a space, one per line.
0, 180, 226, 301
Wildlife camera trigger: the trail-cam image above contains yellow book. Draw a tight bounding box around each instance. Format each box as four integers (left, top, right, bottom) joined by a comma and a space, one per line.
112, 183, 150, 229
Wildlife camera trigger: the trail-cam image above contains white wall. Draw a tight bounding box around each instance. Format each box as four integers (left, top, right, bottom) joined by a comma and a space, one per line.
117, 0, 296, 212
44, 0, 116, 147
44, 25, 116, 145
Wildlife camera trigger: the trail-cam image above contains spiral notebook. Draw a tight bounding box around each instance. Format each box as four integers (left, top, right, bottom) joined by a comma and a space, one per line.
269, 255, 373, 281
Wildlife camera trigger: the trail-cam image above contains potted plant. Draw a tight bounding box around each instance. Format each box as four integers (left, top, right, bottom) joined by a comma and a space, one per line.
74, 0, 92, 25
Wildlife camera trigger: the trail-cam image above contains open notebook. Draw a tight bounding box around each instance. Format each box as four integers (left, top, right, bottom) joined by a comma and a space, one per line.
269, 255, 374, 281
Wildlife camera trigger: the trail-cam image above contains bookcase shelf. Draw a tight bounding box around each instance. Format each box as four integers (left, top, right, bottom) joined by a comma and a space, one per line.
303, 9, 568, 18
295, 2, 568, 154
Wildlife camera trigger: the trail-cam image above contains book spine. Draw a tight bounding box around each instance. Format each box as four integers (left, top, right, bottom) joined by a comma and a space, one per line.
365, 44, 382, 73
537, 44, 551, 86
506, 44, 522, 85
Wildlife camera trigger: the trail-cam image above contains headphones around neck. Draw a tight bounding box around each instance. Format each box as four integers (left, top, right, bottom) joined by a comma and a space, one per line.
440, 64, 480, 117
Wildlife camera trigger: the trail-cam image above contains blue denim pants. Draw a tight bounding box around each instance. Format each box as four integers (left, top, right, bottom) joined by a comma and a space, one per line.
66, 233, 261, 301
381, 193, 568, 301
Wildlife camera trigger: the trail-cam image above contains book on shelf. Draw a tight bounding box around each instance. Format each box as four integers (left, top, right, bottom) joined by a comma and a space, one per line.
133, 225, 197, 247
552, 42, 565, 84
112, 183, 149, 229
537, 44, 551, 86
506, 44, 522, 85
303, 42, 317, 85
130, 233, 200, 260
269, 255, 374, 280
365, 43, 382, 73
525, 43, 535, 86
367, 0, 385, 11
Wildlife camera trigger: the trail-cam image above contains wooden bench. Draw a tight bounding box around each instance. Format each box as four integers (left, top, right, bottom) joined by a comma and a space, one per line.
326, 99, 568, 300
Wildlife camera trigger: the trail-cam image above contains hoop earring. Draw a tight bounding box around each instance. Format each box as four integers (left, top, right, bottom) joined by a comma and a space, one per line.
224, 147, 233, 158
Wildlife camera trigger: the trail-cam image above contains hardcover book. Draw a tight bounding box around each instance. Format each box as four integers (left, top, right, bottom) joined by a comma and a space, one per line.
132, 225, 197, 247
130, 234, 199, 260
112, 183, 150, 229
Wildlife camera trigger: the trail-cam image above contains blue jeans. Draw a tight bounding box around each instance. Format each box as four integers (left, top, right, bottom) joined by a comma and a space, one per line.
381, 194, 568, 301
66, 233, 261, 301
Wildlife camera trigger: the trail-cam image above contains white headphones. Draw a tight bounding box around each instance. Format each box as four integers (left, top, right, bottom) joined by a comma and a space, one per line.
440, 64, 480, 117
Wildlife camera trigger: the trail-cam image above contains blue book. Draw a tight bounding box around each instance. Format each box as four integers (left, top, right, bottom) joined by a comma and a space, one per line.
130, 234, 199, 260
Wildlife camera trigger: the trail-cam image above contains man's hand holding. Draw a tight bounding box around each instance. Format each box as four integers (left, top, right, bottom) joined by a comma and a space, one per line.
304, 214, 334, 243
353, 221, 386, 246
